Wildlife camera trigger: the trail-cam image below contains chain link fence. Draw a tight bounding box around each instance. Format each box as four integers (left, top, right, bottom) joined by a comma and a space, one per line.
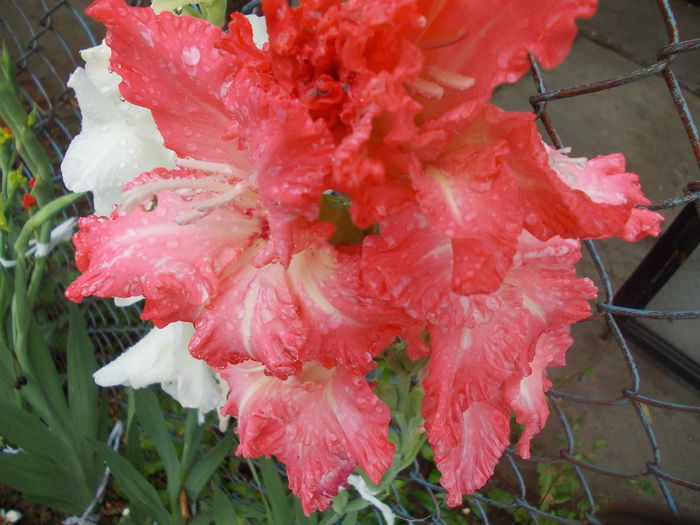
0, 0, 698, 523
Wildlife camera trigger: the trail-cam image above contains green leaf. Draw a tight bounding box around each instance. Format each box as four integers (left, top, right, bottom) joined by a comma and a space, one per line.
0, 336, 17, 402
342, 499, 369, 514
19, 320, 70, 432
213, 486, 238, 525
258, 457, 291, 524
91, 439, 172, 525
374, 382, 398, 412
185, 428, 235, 501
0, 199, 8, 231
7, 168, 24, 191
0, 400, 82, 475
293, 497, 318, 525
0, 452, 88, 514
340, 511, 358, 525
317, 193, 371, 247
134, 388, 181, 506
189, 511, 214, 525
181, 409, 205, 475
124, 389, 146, 472
67, 304, 99, 441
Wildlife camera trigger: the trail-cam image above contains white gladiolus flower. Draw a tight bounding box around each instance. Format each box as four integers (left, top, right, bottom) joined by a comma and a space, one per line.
61, 43, 176, 215
94, 322, 226, 418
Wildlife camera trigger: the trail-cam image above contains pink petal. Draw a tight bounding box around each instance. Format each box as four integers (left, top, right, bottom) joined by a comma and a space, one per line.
220, 362, 394, 515
421, 305, 531, 505
620, 207, 663, 242
87, 0, 246, 166
513, 141, 664, 241
413, 104, 536, 294
286, 241, 408, 371
426, 397, 511, 507
223, 71, 334, 266
421, 231, 597, 502
362, 207, 465, 329
189, 246, 306, 379
504, 327, 573, 459
65, 169, 259, 326
192, 235, 412, 375
506, 232, 598, 329
418, 0, 596, 116
422, 310, 534, 505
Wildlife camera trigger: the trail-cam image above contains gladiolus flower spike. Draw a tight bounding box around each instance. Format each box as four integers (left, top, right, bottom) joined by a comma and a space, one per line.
65, 0, 663, 514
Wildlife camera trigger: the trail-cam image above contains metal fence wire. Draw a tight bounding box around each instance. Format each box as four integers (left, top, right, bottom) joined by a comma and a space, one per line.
1, 0, 699, 524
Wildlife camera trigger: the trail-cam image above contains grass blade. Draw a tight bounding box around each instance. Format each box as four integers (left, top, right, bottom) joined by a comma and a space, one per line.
134, 388, 181, 507
184, 428, 235, 501
258, 457, 291, 525
91, 438, 172, 525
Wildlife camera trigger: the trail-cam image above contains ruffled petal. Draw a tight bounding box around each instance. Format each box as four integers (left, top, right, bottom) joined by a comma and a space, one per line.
223, 71, 334, 266
621, 207, 663, 242
417, 0, 596, 115
259, 0, 426, 228
65, 169, 259, 326
422, 311, 535, 506
190, 244, 307, 378
508, 138, 664, 241
286, 240, 407, 370
422, 303, 530, 505
220, 362, 394, 515
425, 396, 510, 506
504, 326, 572, 459
421, 231, 596, 503
87, 0, 245, 166
193, 235, 410, 375
362, 207, 463, 328
505, 232, 598, 329
413, 108, 526, 294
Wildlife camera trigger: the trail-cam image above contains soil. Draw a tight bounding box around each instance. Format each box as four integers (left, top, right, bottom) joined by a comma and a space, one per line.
0, 483, 64, 525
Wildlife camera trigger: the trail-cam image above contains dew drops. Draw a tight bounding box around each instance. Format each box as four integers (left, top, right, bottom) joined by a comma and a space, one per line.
143, 195, 158, 212
182, 45, 201, 67
524, 213, 538, 225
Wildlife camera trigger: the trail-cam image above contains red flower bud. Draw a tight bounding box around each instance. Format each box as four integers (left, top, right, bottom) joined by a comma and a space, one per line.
22, 194, 37, 209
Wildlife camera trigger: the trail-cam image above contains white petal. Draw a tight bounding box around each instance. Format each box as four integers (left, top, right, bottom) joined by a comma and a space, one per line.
61, 119, 176, 214
245, 14, 268, 49
63, 43, 176, 212
81, 43, 120, 94
114, 296, 144, 307
93, 323, 187, 388
67, 67, 119, 127
94, 322, 226, 415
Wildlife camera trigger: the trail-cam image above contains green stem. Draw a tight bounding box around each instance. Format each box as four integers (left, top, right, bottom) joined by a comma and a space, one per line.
13, 192, 84, 260
26, 223, 50, 306
0, 45, 53, 204
11, 259, 29, 368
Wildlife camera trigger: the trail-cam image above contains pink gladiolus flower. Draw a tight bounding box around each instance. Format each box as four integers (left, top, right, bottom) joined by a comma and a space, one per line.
64, 0, 664, 513
220, 362, 395, 515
